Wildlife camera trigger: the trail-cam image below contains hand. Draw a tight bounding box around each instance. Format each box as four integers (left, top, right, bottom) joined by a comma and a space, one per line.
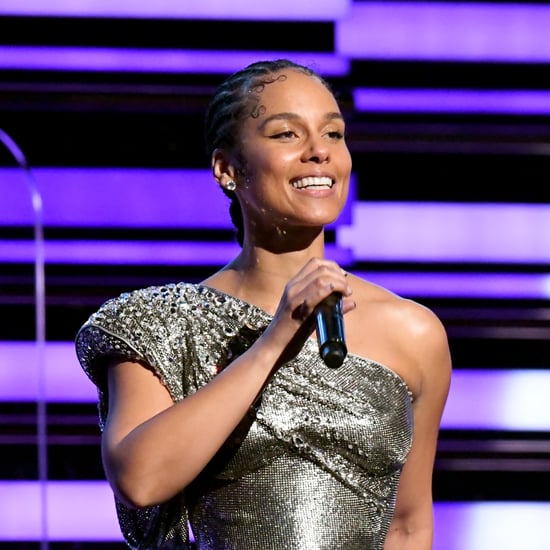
262, 258, 355, 365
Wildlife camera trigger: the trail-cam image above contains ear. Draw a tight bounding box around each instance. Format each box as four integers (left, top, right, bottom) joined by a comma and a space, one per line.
212, 148, 238, 189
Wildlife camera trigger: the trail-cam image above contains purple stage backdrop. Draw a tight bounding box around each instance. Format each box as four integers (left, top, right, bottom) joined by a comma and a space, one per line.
1, 1, 549, 547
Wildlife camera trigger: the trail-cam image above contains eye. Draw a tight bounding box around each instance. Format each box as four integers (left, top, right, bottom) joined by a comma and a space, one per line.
270, 130, 297, 139
327, 130, 345, 140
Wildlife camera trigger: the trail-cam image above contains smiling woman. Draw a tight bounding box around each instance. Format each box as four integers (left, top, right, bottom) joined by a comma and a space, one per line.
75, 58, 452, 550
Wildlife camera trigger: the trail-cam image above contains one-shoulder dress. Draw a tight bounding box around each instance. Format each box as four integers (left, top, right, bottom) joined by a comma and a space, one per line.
75, 283, 414, 550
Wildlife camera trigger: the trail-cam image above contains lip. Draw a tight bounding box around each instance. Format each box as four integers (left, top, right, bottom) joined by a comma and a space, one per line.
290, 175, 335, 190
291, 172, 336, 183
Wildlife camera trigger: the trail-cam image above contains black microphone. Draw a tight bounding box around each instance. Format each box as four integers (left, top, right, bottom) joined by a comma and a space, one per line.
315, 292, 347, 368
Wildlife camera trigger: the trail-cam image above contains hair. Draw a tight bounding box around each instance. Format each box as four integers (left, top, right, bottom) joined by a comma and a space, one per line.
204, 59, 335, 246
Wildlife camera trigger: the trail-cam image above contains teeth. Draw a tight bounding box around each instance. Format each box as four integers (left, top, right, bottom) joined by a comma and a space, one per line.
292, 176, 333, 189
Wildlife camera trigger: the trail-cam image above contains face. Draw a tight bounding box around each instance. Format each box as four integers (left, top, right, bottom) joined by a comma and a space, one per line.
229, 69, 352, 243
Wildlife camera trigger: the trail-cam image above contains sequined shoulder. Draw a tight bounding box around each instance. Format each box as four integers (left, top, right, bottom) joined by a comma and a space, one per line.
75, 283, 270, 415
77, 283, 184, 395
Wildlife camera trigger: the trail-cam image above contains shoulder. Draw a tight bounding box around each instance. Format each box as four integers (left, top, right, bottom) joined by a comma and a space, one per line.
75, 281, 210, 358
75, 282, 199, 355
85, 282, 199, 321
75, 282, 201, 398
345, 274, 451, 398
349, 273, 443, 331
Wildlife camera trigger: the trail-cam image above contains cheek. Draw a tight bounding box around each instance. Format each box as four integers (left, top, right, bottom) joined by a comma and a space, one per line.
244, 149, 294, 181
339, 145, 353, 170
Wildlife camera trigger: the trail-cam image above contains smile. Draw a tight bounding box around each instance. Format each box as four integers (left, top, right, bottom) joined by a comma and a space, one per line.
291, 176, 334, 189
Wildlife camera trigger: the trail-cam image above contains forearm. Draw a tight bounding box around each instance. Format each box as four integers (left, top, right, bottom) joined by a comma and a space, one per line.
384, 497, 434, 550
384, 526, 433, 550
104, 330, 285, 508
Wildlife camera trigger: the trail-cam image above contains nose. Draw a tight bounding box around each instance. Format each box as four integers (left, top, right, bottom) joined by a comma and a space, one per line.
302, 135, 329, 163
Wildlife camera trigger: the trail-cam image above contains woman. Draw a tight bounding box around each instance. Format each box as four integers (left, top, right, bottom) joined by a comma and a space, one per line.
76, 59, 452, 549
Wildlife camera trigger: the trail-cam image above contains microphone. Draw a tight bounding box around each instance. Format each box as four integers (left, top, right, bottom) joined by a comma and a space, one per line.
315, 292, 347, 368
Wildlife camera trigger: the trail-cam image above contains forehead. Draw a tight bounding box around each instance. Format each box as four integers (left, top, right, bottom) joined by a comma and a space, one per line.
249, 69, 340, 116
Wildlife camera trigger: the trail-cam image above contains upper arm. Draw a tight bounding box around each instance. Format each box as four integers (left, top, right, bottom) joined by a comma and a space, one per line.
387, 307, 452, 546
102, 360, 174, 466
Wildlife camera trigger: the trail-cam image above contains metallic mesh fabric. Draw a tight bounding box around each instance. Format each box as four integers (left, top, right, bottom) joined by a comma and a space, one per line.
75, 283, 414, 550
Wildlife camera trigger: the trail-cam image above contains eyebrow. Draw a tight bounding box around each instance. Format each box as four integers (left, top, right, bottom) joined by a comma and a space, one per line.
258, 111, 344, 129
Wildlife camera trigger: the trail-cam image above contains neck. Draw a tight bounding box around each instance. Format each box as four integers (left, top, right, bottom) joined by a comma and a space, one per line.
218, 230, 326, 314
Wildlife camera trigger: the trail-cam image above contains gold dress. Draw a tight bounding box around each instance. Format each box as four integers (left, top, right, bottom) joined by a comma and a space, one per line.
75, 283, 414, 550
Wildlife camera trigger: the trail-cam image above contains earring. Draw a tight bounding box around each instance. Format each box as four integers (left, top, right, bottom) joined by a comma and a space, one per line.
226, 180, 236, 191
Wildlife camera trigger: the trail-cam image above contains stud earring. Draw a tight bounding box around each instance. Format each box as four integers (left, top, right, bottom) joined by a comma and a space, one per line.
226, 180, 236, 191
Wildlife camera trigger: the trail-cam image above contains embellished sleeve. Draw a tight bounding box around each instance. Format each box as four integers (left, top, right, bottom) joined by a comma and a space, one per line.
74, 284, 197, 549
75, 284, 190, 428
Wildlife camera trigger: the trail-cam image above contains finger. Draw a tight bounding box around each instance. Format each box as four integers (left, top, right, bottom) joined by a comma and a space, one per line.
291, 298, 310, 322
287, 271, 350, 323
341, 296, 357, 315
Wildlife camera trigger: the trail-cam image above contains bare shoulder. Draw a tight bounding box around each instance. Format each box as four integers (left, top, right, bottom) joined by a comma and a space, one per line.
347, 273, 445, 332
345, 274, 452, 398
